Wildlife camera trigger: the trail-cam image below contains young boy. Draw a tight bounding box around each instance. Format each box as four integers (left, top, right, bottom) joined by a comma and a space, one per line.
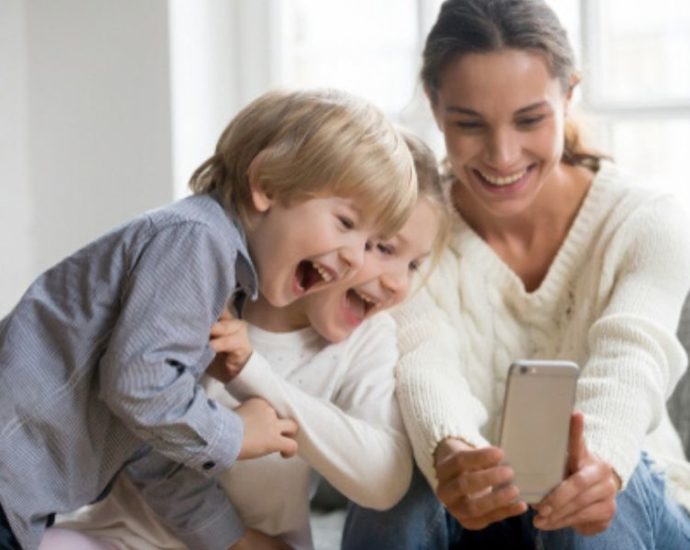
52, 131, 450, 550
0, 89, 416, 550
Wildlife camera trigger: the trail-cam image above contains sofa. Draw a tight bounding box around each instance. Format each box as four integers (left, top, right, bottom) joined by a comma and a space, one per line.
668, 292, 690, 457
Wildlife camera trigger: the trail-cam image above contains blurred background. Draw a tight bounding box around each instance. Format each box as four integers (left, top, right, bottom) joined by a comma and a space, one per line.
2, 0, 689, 315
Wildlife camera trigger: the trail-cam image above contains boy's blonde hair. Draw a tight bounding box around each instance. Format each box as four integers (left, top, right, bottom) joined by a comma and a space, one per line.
190, 89, 417, 237
400, 130, 452, 269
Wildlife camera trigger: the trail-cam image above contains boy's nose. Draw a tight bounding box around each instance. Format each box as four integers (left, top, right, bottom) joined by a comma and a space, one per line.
339, 238, 367, 272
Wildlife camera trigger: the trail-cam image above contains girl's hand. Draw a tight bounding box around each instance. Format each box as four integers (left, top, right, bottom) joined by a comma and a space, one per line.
532, 412, 620, 535
206, 308, 253, 384
435, 438, 527, 530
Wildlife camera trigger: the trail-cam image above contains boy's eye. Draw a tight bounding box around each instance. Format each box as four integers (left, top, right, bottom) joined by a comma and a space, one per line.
338, 216, 355, 230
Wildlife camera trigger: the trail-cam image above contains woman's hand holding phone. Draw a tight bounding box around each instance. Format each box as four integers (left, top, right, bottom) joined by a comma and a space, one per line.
532, 411, 620, 535
434, 437, 528, 530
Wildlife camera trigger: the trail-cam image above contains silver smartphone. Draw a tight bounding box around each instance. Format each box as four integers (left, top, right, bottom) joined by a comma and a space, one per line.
498, 360, 579, 504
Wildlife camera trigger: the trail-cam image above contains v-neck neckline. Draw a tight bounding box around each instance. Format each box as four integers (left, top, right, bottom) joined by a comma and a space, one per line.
451, 162, 610, 302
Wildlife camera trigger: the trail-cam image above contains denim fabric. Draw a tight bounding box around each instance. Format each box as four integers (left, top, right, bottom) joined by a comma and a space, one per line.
342, 455, 690, 549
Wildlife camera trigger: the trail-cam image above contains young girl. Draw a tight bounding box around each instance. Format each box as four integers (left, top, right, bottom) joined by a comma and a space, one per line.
51, 132, 451, 550
343, 1, 690, 548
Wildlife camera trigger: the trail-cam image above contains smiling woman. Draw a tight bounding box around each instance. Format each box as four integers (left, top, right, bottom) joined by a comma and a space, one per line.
341, 0, 690, 548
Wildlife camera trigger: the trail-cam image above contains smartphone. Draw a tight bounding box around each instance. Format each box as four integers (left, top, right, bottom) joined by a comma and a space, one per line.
498, 360, 579, 504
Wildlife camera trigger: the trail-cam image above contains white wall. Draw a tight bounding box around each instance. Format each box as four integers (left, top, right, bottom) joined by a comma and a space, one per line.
1, 0, 310, 316
1, 0, 175, 316
0, 1, 32, 316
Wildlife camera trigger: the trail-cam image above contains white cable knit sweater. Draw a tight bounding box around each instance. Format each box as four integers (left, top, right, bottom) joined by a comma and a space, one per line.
394, 161, 690, 510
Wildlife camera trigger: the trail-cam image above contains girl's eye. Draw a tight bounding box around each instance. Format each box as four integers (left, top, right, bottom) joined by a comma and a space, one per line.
409, 261, 420, 272
338, 216, 355, 230
365, 240, 373, 252
376, 243, 395, 256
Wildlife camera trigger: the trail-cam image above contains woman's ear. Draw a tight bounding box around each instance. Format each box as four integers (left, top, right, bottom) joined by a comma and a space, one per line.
247, 152, 273, 213
565, 72, 581, 104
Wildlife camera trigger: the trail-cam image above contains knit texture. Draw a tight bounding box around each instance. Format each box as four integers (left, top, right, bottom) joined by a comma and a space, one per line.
394, 161, 690, 510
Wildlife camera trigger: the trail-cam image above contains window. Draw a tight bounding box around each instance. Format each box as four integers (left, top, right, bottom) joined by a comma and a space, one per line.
261, 0, 690, 210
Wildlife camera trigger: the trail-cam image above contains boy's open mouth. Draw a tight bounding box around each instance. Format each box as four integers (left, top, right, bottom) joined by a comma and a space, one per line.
345, 288, 376, 320
295, 261, 334, 293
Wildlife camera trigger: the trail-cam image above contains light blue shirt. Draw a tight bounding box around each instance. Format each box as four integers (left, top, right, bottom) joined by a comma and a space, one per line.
0, 193, 257, 549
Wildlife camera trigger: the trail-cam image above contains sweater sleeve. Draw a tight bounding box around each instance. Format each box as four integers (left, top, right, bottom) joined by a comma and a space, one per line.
579, 195, 690, 488
227, 315, 412, 510
393, 251, 491, 488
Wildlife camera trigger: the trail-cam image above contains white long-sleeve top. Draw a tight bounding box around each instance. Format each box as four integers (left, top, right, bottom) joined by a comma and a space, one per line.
394, 161, 690, 510
57, 312, 412, 550
213, 313, 412, 549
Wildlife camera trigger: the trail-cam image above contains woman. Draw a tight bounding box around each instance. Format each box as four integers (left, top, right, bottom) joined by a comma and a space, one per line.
343, 0, 690, 548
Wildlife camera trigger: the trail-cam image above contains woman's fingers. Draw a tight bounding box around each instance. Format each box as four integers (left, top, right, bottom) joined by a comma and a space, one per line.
436, 446, 503, 484
438, 464, 514, 501
536, 496, 617, 532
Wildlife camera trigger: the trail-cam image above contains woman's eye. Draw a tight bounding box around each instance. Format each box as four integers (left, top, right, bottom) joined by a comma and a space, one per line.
338, 216, 355, 230
454, 121, 483, 130
517, 115, 545, 128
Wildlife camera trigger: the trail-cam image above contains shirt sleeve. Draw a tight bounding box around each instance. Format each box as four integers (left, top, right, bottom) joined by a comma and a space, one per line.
125, 450, 244, 549
578, 195, 690, 487
99, 221, 244, 475
393, 252, 491, 489
226, 315, 413, 510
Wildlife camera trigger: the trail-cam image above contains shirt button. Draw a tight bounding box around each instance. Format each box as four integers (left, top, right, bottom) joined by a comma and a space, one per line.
202, 461, 216, 470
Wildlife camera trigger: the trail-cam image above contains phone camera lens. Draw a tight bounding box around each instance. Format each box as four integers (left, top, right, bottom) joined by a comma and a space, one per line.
520, 365, 528, 374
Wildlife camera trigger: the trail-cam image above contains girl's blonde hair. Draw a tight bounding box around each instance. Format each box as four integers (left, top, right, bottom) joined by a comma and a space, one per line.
190, 89, 417, 237
400, 129, 452, 271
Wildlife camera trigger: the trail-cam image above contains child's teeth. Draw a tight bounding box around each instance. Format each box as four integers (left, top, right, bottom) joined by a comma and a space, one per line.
313, 263, 333, 282
355, 290, 375, 304
481, 169, 526, 186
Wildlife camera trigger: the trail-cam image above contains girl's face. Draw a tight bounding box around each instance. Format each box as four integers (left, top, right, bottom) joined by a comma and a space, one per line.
302, 199, 439, 343
430, 48, 570, 221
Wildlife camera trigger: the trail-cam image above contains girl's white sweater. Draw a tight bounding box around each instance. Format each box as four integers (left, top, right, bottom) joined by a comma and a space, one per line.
394, 161, 690, 510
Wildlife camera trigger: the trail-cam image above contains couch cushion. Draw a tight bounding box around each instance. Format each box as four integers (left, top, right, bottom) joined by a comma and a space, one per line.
668, 292, 690, 458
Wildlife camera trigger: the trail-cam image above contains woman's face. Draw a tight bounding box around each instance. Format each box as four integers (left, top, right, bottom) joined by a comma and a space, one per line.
430, 48, 570, 220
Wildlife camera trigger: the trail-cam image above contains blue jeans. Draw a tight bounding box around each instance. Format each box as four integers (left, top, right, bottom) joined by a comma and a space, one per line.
342, 454, 690, 549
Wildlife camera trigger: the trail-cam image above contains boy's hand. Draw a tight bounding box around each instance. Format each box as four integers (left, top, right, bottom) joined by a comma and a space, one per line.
229, 528, 294, 550
207, 308, 252, 384
235, 398, 298, 460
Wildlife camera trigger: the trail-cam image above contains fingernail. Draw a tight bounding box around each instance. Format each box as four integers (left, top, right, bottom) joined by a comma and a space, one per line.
539, 505, 552, 517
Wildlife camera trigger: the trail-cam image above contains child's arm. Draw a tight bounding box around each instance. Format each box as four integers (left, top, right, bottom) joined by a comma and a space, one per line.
225, 314, 413, 510
93, 222, 295, 547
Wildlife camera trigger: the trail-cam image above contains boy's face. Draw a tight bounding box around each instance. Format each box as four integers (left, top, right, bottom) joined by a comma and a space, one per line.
246, 192, 378, 308
301, 199, 439, 343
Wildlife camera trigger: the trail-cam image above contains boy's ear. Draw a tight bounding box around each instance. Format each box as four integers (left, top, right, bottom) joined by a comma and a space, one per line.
247, 152, 273, 213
